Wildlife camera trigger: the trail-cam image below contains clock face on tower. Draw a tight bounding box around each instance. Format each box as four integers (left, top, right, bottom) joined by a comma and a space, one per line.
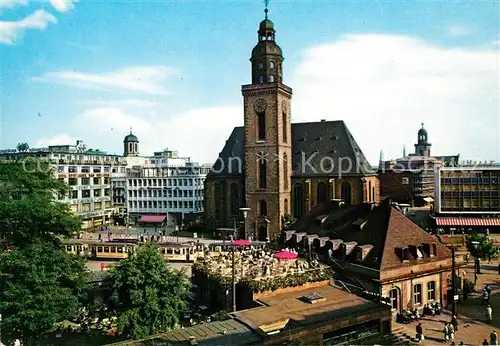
254, 98, 267, 113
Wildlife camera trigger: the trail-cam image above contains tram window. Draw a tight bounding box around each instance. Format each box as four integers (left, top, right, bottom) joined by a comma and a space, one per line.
167, 248, 173, 254
66, 246, 72, 251
117, 247, 123, 253
97, 246, 103, 252
111, 247, 117, 253
174, 248, 181, 255
77, 245, 81, 251
104, 247, 109, 253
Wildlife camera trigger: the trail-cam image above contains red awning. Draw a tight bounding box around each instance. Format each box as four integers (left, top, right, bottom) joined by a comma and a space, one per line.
138, 215, 166, 223
273, 250, 298, 260
232, 240, 252, 246
435, 218, 500, 227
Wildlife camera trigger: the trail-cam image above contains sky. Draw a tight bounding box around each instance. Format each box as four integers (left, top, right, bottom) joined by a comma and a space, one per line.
1, 0, 499, 165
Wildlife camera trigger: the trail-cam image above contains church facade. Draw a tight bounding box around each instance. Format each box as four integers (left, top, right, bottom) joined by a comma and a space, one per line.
204, 11, 379, 241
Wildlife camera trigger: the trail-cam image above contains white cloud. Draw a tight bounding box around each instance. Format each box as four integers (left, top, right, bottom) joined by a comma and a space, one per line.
448, 25, 475, 37
0, 9, 56, 45
35, 66, 178, 95
50, 0, 78, 12
81, 99, 159, 108
35, 133, 78, 147
291, 34, 499, 164
0, 0, 28, 9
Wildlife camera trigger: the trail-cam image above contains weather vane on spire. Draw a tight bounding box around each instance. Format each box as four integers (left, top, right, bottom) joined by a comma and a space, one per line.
264, 0, 270, 19
130, 127, 133, 134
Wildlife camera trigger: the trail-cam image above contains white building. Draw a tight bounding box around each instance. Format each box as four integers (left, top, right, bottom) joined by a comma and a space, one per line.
125, 148, 211, 226
0, 140, 128, 230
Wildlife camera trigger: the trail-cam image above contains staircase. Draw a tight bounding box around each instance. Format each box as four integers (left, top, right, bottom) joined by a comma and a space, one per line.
384, 325, 416, 345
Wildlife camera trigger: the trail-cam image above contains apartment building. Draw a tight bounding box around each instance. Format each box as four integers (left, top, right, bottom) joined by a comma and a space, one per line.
433, 166, 500, 230
0, 141, 127, 230
126, 148, 211, 226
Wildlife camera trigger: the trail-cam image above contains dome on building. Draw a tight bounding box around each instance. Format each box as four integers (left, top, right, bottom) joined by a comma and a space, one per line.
418, 124, 428, 137
124, 131, 139, 142
259, 18, 274, 31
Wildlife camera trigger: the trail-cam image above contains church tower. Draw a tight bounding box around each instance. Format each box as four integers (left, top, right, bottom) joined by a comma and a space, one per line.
242, 6, 292, 241
123, 128, 139, 157
414, 123, 431, 157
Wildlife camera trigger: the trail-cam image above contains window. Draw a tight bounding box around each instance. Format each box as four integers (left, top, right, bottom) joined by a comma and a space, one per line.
214, 183, 222, 220
355, 248, 363, 262
402, 248, 410, 261
284, 198, 289, 215
269, 75, 275, 82
270, 61, 275, 68
431, 243, 437, 256
416, 247, 424, 259
368, 181, 372, 201
230, 183, 240, 215
427, 281, 436, 301
257, 112, 266, 140
402, 177, 409, 185
341, 182, 352, 203
283, 153, 289, 190
82, 178, 90, 185
293, 183, 305, 218
258, 63, 263, 69
259, 75, 264, 83
259, 155, 267, 189
282, 110, 287, 142
259, 200, 267, 216
389, 288, 399, 310
413, 284, 422, 305
317, 182, 328, 205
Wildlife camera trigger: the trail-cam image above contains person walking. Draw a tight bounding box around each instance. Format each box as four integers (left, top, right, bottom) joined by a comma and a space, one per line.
452, 315, 459, 331
448, 322, 455, 343
490, 330, 498, 346
444, 322, 450, 342
484, 289, 490, 305
416, 323, 424, 343
487, 305, 493, 323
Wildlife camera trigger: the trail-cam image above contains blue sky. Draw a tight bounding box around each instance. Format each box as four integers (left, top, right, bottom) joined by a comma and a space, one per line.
1, 0, 499, 164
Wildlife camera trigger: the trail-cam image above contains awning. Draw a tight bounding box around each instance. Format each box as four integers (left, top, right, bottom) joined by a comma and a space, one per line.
138, 215, 166, 223
423, 197, 434, 203
435, 218, 500, 227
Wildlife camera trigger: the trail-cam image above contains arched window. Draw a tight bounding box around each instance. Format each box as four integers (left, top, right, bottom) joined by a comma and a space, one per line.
257, 112, 266, 141
259, 200, 267, 216
368, 181, 372, 201
372, 186, 376, 202
259, 75, 264, 83
214, 183, 222, 220
230, 183, 239, 215
269, 75, 275, 83
341, 182, 352, 204
293, 183, 305, 218
269, 61, 275, 69
259, 154, 267, 189
317, 182, 328, 205
258, 63, 263, 69
282, 110, 287, 142
283, 153, 288, 190
284, 198, 289, 215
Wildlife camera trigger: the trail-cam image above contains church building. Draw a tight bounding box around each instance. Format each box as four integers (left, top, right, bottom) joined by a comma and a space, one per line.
204, 9, 379, 241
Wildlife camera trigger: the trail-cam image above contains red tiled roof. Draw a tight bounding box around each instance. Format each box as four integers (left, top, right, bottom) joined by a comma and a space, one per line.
138, 215, 166, 223
436, 218, 500, 227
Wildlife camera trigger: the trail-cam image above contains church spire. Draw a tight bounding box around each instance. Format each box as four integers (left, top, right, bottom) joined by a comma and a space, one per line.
264, 0, 269, 19
403, 145, 407, 157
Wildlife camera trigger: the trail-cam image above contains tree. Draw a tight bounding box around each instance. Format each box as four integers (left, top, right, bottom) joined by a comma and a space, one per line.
282, 214, 296, 230
0, 160, 82, 247
0, 241, 88, 345
107, 243, 190, 340
16, 142, 29, 152
467, 233, 498, 274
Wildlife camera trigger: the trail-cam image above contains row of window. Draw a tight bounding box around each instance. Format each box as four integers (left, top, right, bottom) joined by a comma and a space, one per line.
64, 177, 110, 186
128, 189, 202, 198
59, 165, 111, 173
128, 178, 204, 187
442, 177, 500, 184
388, 281, 436, 310
59, 189, 110, 200
441, 191, 500, 197
128, 200, 202, 210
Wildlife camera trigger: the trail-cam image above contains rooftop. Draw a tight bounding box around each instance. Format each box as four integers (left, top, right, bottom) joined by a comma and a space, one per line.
107, 319, 260, 346
234, 283, 381, 333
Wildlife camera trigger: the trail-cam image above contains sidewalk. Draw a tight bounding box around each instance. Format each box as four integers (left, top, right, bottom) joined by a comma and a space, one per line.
393, 310, 497, 345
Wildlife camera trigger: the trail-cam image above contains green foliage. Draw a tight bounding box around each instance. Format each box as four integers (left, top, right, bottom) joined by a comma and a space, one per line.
0, 241, 88, 344
282, 214, 296, 230
467, 233, 498, 259
0, 160, 82, 246
16, 142, 29, 152
107, 243, 190, 340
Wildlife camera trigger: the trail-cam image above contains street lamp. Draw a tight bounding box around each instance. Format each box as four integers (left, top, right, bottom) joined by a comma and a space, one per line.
471, 241, 480, 285
239, 207, 250, 240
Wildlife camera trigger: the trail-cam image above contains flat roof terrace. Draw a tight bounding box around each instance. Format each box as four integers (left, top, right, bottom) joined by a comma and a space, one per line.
234, 283, 383, 334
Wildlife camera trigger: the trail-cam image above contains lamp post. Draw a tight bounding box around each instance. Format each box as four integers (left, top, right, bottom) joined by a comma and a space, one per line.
451, 246, 458, 317
239, 207, 250, 240
232, 245, 236, 312
471, 241, 479, 285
